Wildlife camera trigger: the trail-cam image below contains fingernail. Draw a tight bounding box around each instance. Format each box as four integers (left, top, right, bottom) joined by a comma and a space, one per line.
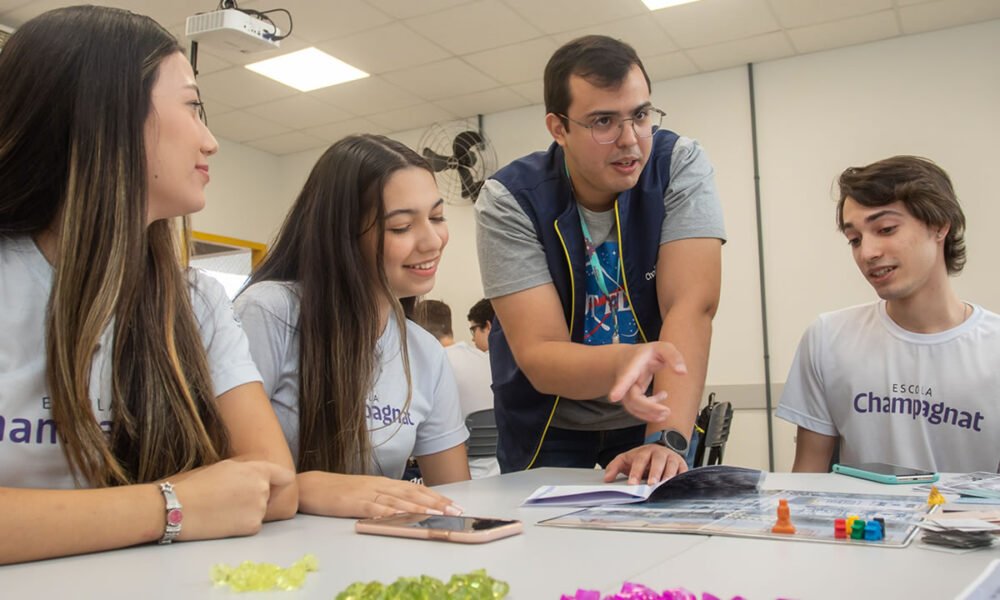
445, 504, 463, 516
426, 508, 444, 515
650, 477, 660, 485
629, 478, 638, 485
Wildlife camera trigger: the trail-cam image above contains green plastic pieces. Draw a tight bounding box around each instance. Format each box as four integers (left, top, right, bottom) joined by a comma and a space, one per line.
336, 569, 510, 600
211, 553, 319, 592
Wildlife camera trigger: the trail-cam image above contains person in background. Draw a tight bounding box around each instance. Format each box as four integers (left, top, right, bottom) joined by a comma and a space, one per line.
777, 156, 1000, 473
467, 298, 495, 353
0, 5, 297, 565
414, 299, 499, 478
476, 35, 725, 483
236, 134, 471, 519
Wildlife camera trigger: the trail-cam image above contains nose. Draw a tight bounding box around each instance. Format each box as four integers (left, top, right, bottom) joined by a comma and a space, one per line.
417, 219, 448, 253
859, 236, 883, 262
616, 117, 639, 147
202, 124, 219, 157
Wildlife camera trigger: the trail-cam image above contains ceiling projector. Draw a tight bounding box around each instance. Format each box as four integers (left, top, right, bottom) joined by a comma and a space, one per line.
185, 9, 280, 53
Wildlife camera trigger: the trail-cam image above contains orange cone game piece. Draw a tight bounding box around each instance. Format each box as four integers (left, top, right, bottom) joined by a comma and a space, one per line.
772, 498, 796, 534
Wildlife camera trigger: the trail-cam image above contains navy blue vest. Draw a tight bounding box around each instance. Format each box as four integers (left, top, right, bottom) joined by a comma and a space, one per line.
489, 129, 679, 471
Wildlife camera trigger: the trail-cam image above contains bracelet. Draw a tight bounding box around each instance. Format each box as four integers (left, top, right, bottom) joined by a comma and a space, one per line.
158, 482, 183, 544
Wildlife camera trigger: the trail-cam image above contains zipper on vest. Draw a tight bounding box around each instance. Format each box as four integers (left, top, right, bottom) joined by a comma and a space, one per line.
615, 201, 649, 343
523, 219, 577, 471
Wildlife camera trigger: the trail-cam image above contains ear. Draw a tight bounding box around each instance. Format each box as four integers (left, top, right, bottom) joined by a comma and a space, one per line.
545, 113, 568, 147
936, 223, 951, 241
484, 320, 492, 334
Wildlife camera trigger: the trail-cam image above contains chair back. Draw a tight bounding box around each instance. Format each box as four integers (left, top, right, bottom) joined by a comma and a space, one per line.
465, 409, 498, 459
702, 400, 734, 465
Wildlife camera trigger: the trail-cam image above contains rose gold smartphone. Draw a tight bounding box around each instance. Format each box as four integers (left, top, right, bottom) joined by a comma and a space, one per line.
355, 513, 523, 544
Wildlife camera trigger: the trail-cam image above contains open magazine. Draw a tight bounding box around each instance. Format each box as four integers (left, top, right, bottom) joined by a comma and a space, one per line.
522, 465, 764, 507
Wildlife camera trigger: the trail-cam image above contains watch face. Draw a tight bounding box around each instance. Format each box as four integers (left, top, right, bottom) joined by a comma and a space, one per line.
665, 430, 688, 452
167, 508, 183, 526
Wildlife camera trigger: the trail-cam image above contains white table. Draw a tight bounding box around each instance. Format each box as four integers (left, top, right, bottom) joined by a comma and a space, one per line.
3, 469, 997, 599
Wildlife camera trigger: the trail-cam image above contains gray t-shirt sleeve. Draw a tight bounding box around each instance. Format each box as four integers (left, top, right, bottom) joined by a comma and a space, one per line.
475, 179, 553, 299
661, 136, 727, 244
189, 270, 263, 397
232, 282, 296, 399
775, 318, 838, 436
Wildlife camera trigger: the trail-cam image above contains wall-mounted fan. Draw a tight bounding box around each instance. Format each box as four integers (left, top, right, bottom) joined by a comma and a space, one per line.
418, 118, 497, 205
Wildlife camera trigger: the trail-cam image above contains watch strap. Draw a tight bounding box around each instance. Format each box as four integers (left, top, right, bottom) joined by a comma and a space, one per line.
158, 481, 183, 545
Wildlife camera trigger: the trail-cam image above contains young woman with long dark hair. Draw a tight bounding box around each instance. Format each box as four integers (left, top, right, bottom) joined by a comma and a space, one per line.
236, 134, 470, 518
0, 6, 296, 564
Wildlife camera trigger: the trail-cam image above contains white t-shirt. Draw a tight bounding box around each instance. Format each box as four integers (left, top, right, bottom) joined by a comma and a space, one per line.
777, 301, 1000, 473
234, 281, 469, 480
443, 342, 499, 478
0, 235, 262, 489
443, 342, 492, 419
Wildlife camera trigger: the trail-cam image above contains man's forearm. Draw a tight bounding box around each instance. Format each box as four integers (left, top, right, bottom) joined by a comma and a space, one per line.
517, 339, 636, 399
649, 308, 714, 440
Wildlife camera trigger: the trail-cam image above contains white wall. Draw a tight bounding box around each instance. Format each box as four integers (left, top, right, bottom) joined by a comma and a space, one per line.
193, 18, 1000, 472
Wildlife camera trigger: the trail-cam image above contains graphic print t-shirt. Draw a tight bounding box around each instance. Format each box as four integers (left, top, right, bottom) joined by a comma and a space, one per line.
552, 206, 642, 430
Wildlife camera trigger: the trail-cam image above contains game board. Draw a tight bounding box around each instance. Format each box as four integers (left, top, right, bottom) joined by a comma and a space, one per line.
539, 489, 932, 547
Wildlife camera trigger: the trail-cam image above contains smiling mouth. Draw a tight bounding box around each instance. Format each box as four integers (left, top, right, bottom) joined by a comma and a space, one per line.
405, 259, 438, 270
870, 266, 896, 278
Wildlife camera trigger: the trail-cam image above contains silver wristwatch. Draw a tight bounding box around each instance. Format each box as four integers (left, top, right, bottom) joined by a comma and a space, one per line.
158, 482, 183, 544
655, 428, 690, 456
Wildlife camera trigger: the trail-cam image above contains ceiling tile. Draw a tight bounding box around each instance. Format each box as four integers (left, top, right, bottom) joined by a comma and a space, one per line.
462, 38, 558, 85
766, 0, 892, 28
434, 87, 531, 118
899, 0, 1000, 34
653, 0, 781, 49
309, 76, 423, 115
310, 118, 389, 142
203, 98, 236, 119
686, 31, 795, 72
502, 0, 648, 35
365, 0, 474, 20
509, 80, 544, 104
246, 131, 329, 155
405, 0, 543, 54
643, 51, 700, 82
383, 58, 499, 101
251, 0, 391, 44
551, 15, 679, 58
190, 49, 233, 76
245, 94, 355, 130
318, 23, 449, 74
787, 10, 899, 54
207, 110, 290, 143
196, 66, 299, 108
366, 103, 456, 133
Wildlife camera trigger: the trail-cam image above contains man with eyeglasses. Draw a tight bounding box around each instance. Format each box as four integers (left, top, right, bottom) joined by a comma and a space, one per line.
475, 36, 725, 484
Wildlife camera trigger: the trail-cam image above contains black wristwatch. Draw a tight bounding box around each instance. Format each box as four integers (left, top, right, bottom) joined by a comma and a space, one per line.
655, 429, 689, 455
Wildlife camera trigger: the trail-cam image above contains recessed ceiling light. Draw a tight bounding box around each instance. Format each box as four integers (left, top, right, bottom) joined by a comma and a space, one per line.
641, 0, 702, 10
245, 47, 368, 92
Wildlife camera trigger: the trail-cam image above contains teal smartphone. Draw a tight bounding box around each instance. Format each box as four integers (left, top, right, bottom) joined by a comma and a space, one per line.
833, 462, 939, 484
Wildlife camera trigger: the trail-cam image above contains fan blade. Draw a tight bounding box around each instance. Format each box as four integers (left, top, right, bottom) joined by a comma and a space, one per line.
453, 131, 483, 168
458, 166, 484, 200
422, 148, 453, 172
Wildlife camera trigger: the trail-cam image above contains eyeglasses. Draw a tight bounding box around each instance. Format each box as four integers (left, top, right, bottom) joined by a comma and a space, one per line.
469, 325, 483, 335
558, 107, 665, 145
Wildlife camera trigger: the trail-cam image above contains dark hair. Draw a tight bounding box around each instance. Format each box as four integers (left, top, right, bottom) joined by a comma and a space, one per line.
544, 35, 651, 128
0, 5, 228, 486
467, 298, 495, 329
245, 134, 432, 474
837, 156, 966, 274
413, 299, 453, 340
